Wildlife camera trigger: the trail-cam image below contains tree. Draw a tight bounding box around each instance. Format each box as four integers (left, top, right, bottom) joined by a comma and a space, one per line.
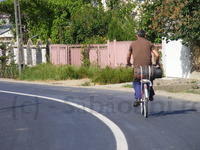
0, 42, 18, 78
151, 0, 199, 45
106, 0, 121, 10
0, 0, 53, 42
0, 0, 82, 43
0, 42, 8, 70
140, 0, 200, 71
138, 0, 163, 43
0, 0, 139, 44
70, 4, 109, 44
107, 0, 137, 41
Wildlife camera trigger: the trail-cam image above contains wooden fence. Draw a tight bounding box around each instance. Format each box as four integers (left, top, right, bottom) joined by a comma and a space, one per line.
50, 40, 133, 67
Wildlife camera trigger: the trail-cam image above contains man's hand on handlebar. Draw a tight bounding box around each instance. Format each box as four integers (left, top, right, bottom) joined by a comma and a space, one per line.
152, 63, 161, 68
126, 63, 132, 67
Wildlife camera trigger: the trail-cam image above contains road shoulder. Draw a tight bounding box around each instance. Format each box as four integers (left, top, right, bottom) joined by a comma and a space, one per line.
0, 78, 199, 102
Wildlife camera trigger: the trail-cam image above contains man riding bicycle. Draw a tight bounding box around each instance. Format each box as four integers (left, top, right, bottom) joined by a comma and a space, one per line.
127, 30, 159, 107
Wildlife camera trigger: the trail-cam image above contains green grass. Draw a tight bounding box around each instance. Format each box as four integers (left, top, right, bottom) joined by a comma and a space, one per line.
123, 84, 132, 88
19, 63, 133, 84
185, 85, 200, 94
92, 66, 133, 84
20, 63, 80, 80
81, 81, 92, 86
185, 89, 200, 94
0, 64, 19, 79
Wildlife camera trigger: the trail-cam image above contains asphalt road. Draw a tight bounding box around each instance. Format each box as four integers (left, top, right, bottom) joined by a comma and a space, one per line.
0, 81, 200, 150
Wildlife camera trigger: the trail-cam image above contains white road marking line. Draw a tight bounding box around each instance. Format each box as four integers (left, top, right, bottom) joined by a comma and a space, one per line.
0, 90, 128, 150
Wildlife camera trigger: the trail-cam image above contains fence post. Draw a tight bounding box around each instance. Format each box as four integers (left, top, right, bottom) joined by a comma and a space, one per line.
36, 40, 42, 65
97, 45, 99, 66
42, 45, 47, 63
67, 46, 71, 65
46, 38, 51, 63
26, 39, 33, 66
107, 40, 110, 66
57, 45, 59, 65
65, 45, 67, 64
49, 44, 52, 64
114, 39, 117, 67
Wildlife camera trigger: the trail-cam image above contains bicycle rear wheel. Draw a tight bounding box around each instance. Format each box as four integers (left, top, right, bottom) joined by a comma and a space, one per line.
140, 101, 144, 115
143, 84, 149, 118
143, 99, 148, 118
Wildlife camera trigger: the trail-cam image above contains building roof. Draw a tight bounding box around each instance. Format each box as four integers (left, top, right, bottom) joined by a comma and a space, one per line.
0, 24, 12, 35
0, 14, 10, 19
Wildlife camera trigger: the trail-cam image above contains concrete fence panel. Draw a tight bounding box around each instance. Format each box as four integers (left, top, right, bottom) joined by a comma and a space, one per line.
11, 43, 46, 66
26, 40, 33, 65
36, 46, 42, 65
31, 47, 37, 66
42, 47, 46, 63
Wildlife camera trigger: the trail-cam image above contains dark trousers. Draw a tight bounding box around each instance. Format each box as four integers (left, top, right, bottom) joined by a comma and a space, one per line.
132, 79, 155, 100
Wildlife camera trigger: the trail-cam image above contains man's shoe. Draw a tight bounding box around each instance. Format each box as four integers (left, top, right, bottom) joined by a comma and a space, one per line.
149, 96, 154, 101
133, 100, 141, 107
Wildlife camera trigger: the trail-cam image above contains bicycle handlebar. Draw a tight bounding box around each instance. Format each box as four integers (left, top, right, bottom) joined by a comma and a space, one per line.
141, 79, 152, 86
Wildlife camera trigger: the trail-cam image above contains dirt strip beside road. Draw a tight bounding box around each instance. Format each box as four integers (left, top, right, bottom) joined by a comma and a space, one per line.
0, 78, 199, 102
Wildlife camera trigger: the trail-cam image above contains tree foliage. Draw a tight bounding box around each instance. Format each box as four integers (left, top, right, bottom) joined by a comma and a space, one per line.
140, 0, 200, 70
69, 5, 109, 44
107, 1, 137, 41
138, 0, 163, 43
152, 0, 199, 46
0, 0, 137, 44
140, 0, 200, 44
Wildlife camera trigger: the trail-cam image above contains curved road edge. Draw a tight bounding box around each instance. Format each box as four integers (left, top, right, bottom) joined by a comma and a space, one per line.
0, 90, 128, 150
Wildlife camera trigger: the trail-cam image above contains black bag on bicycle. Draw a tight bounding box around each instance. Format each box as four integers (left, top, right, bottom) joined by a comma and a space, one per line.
134, 65, 163, 79
152, 65, 163, 78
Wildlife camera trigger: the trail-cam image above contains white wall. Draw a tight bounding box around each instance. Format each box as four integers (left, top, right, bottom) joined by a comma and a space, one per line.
162, 40, 191, 78
13, 45, 47, 66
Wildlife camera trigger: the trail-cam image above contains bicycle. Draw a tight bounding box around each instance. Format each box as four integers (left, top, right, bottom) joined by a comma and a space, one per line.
139, 66, 152, 118
140, 79, 152, 118
127, 64, 159, 118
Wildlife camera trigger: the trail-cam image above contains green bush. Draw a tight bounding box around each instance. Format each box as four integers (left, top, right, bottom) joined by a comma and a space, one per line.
19, 63, 133, 84
88, 66, 100, 77
77, 66, 89, 78
60, 65, 79, 79
20, 64, 79, 80
92, 67, 133, 84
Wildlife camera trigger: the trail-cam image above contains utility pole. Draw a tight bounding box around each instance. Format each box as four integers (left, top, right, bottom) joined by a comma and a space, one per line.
14, 0, 23, 74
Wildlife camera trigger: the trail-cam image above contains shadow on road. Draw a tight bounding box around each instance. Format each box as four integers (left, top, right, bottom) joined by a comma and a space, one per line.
150, 109, 197, 117
0, 103, 41, 112
0, 101, 40, 120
